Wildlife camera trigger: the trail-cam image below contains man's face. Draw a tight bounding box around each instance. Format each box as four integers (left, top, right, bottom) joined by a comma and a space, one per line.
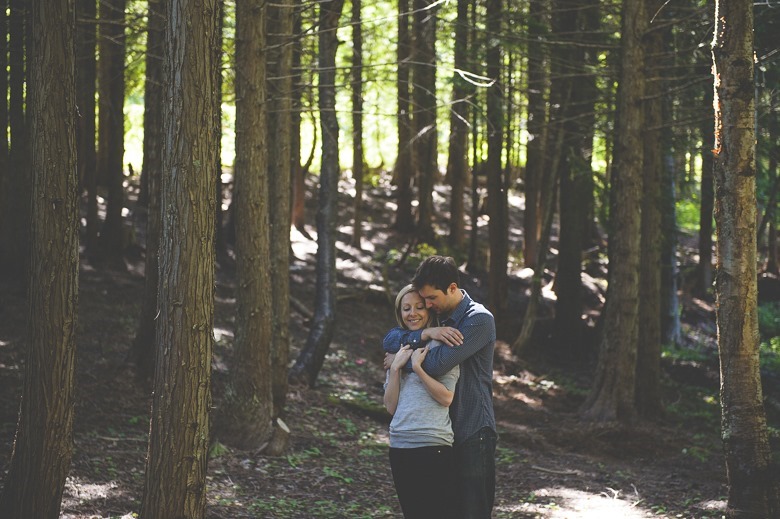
418, 283, 459, 316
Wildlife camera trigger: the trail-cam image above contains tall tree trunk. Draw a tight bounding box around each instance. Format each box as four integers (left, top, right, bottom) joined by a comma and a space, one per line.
290, 2, 306, 234
132, 0, 165, 382
660, 144, 681, 345
553, 0, 598, 352
76, 0, 98, 259
218, 0, 274, 450
581, 0, 645, 423
268, 0, 294, 420
97, 0, 126, 267
523, 0, 548, 269
350, 0, 364, 248
0, 0, 29, 285
288, 0, 345, 387
446, 0, 471, 249
139, 0, 219, 515
214, 0, 226, 259
393, 0, 414, 233
635, 2, 665, 418
712, 0, 780, 515
486, 0, 507, 316
0, 1, 79, 515
697, 68, 715, 296
412, 0, 437, 241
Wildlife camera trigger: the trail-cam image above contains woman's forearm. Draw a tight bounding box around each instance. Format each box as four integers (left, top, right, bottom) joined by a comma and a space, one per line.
384, 368, 402, 414
412, 366, 453, 407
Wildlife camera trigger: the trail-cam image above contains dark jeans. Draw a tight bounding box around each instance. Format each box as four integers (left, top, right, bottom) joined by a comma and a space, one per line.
454, 427, 497, 519
389, 445, 457, 519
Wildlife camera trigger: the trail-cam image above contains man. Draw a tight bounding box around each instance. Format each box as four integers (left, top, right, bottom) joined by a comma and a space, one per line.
384, 255, 497, 518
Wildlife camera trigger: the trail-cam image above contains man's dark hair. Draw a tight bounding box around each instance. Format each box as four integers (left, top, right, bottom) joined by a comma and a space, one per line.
412, 255, 460, 292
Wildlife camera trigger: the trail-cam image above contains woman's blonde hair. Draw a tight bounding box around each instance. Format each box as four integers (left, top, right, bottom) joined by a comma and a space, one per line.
394, 284, 431, 329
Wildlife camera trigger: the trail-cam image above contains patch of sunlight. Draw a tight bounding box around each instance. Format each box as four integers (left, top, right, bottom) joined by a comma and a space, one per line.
291, 226, 318, 259
0, 339, 8, 347
214, 327, 233, 342
499, 487, 652, 518
61, 477, 136, 517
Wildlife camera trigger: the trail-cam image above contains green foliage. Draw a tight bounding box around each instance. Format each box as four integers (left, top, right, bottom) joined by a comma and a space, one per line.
676, 197, 702, 234
209, 441, 230, 459
758, 302, 780, 338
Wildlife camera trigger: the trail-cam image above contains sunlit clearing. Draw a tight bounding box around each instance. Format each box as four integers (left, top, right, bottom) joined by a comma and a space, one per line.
498, 487, 650, 518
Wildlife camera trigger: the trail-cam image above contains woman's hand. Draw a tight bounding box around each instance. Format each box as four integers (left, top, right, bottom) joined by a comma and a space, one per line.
411, 345, 428, 373
390, 345, 412, 372
421, 326, 463, 347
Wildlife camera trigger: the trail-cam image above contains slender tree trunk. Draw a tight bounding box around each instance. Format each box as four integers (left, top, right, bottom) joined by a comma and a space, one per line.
636, 3, 665, 418
140, 0, 219, 515
412, 0, 437, 241
76, 0, 98, 259
581, 0, 645, 423
712, 1, 780, 515
218, 0, 274, 450
0, 1, 79, 515
288, 0, 345, 387
697, 69, 715, 296
486, 0, 507, 316
290, 2, 306, 233
350, 0, 364, 248
132, 0, 165, 382
446, 0, 471, 249
553, 0, 597, 352
393, 0, 414, 233
97, 0, 126, 267
523, 0, 548, 269
268, 0, 294, 420
660, 144, 681, 345
214, 0, 226, 259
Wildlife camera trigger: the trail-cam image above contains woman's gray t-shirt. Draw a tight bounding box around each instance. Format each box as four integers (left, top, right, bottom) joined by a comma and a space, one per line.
385, 341, 460, 448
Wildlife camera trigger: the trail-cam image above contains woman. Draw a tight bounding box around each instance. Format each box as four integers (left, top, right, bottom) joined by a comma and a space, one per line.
384, 284, 460, 519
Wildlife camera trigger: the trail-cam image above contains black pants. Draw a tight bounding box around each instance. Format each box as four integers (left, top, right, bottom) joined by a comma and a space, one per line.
389, 445, 457, 519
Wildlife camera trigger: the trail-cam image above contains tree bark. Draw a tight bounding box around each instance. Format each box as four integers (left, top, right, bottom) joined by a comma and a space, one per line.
140, 0, 219, 515
268, 0, 294, 420
486, 0, 507, 316
712, 0, 780, 515
393, 0, 414, 233
97, 0, 126, 267
412, 0, 438, 241
76, 0, 98, 259
132, 0, 165, 382
0, 1, 79, 515
636, 1, 666, 418
446, 0, 472, 249
523, 0, 548, 270
581, 0, 645, 423
552, 0, 598, 352
218, 0, 274, 450
697, 69, 715, 296
288, 0, 345, 387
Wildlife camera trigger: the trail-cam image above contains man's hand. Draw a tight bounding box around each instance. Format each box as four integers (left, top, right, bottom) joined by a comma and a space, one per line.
389, 345, 412, 371
422, 326, 464, 347
411, 345, 428, 373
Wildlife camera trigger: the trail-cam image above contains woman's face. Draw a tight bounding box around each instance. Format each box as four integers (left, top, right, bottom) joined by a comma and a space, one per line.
400, 291, 428, 331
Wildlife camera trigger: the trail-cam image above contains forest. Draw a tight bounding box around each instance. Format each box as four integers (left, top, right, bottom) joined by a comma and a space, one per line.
0, 0, 779, 517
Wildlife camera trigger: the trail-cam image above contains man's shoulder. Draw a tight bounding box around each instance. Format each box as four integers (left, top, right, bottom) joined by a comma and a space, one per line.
464, 298, 494, 321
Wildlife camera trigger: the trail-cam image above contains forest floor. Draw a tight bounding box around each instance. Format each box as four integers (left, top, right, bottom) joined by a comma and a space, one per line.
1, 173, 778, 518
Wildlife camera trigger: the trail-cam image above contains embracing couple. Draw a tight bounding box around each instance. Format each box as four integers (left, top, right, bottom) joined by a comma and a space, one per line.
383, 255, 497, 519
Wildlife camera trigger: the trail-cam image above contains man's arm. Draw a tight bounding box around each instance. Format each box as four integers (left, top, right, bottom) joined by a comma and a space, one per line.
382, 327, 423, 353
421, 313, 495, 377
